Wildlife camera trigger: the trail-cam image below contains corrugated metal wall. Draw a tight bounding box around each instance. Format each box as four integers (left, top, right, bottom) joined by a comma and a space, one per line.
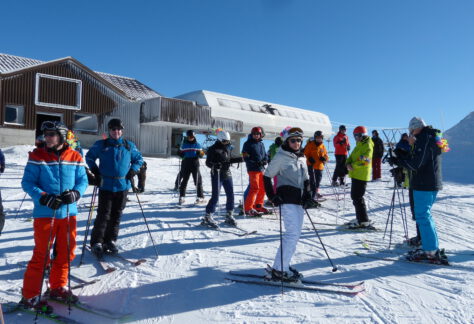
139, 124, 170, 156
211, 117, 243, 133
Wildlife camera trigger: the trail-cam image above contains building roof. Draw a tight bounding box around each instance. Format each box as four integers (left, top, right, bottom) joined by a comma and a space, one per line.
0, 53, 160, 100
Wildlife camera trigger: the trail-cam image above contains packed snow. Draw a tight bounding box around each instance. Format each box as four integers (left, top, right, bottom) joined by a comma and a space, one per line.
1, 145, 473, 323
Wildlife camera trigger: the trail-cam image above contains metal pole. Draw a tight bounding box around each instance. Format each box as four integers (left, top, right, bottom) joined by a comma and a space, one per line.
78, 186, 98, 267
133, 187, 159, 258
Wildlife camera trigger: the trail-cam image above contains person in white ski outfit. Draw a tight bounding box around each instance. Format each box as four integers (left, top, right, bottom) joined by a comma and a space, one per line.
263, 127, 316, 281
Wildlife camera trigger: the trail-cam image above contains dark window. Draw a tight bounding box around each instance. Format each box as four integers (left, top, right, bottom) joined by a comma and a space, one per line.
74, 113, 98, 132
4, 105, 25, 125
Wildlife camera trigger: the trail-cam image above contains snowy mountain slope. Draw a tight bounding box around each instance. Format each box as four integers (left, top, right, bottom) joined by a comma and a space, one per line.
0, 145, 473, 323
443, 111, 474, 184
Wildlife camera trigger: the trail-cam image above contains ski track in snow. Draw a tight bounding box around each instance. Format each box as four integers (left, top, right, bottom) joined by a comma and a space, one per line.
1, 145, 473, 323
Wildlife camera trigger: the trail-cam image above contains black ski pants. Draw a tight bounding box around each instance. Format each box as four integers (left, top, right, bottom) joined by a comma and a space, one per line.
179, 158, 204, 198
351, 178, 369, 223
0, 190, 4, 235
332, 155, 348, 184
90, 189, 128, 246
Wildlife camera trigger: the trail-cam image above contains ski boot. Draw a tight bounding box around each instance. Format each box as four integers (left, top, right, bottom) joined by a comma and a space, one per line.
178, 196, 185, 205
48, 287, 79, 304
406, 248, 449, 265
331, 181, 339, 187
406, 236, 422, 247
245, 209, 263, 218
103, 241, 119, 255
265, 265, 300, 283
289, 266, 304, 280
91, 243, 104, 258
255, 204, 273, 215
195, 197, 206, 204
224, 211, 237, 227
201, 213, 219, 228
19, 296, 53, 314
347, 221, 376, 231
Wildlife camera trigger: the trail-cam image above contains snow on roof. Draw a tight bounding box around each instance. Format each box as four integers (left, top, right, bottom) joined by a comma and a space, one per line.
0, 53, 160, 101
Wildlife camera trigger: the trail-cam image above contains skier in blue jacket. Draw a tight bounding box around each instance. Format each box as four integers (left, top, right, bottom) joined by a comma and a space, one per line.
178, 130, 205, 205
86, 118, 143, 257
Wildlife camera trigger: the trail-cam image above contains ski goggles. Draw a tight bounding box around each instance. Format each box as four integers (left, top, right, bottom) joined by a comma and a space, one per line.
289, 138, 302, 143
40, 121, 58, 132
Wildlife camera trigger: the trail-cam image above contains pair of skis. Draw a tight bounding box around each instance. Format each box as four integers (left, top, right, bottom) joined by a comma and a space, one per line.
226, 271, 365, 296
85, 245, 146, 273
186, 222, 257, 237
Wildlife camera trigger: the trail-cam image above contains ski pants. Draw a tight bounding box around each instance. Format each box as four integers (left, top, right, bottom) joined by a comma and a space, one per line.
0, 189, 4, 235
332, 155, 348, 183
308, 166, 315, 194
351, 178, 369, 223
206, 172, 234, 214
179, 158, 204, 198
413, 190, 439, 251
272, 204, 304, 272
372, 157, 382, 180
90, 189, 128, 246
244, 171, 265, 212
313, 169, 322, 192
23, 216, 77, 299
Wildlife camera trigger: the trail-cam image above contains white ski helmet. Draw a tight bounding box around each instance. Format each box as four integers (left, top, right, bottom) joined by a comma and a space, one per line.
217, 130, 231, 142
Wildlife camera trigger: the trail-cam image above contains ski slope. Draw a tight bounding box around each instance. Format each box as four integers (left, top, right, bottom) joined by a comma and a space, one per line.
1, 145, 473, 323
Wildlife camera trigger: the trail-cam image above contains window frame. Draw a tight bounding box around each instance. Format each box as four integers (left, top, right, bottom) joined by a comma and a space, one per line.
4, 104, 26, 126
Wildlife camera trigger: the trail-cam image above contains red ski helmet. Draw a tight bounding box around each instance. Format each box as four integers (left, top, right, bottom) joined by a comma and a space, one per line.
251, 126, 265, 138
353, 126, 368, 136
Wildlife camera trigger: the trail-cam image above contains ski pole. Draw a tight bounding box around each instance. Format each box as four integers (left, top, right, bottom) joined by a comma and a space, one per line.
66, 204, 72, 314
78, 186, 98, 267
304, 209, 338, 272
278, 204, 284, 295
15, 192, 28, 219
216, 168, 221, 217
35, 208, 57, 322
132, 179, 159, 258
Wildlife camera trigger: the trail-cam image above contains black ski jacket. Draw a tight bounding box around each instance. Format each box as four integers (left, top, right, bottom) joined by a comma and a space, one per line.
205, 141, 243, 179
372, 136, 385, 159
398, 127, 443, 191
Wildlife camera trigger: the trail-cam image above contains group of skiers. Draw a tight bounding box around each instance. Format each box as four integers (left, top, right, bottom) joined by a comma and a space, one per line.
12, 115, 449, 312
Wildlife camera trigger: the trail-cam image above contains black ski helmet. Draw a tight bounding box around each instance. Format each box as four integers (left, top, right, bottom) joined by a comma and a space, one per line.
41, 121, 68, 143
339, 125, 346, 131
314, 130, 323, 138
186, 130, 195, 137
108, 118, 124, 130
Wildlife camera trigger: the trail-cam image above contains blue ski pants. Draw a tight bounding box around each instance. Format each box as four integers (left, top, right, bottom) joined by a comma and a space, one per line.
206, 172, 235, 214
413, 190, 439, 251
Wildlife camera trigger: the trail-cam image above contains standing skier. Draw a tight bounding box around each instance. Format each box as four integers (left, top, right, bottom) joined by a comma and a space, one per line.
242, 126, 269, 216
202, 130, 243, 227
394, 117, 449, 263
263, 127, 318, 281
178, 130, 205, 205
0, 148, 5, 235
346, 126, 375, 230
332, 125, 351, 186
20, 121, 88, 310
371, 130, 384, 181
304, 131, 329, 200
86, 118, 143, 257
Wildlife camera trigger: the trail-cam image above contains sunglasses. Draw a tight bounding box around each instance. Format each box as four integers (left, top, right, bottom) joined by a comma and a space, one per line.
289, 138, 302, 143
44, 131, 58, 137
110, 127, 123, 131
221, 140, 230, 144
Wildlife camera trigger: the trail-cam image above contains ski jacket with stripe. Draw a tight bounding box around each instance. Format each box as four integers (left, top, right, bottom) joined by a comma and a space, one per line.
264, 145, 310, 205
179, 138, 204, 159
333, 132, 351, 155
21, 145, 88, 219
86, 137, 143, 192
242, 135, 268, 172
304, 141, 329, 170
346, 136, 374, 182
398, 127, 443, 191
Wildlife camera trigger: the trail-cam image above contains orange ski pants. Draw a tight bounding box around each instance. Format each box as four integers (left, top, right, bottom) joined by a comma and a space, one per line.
22, 216, 76, 299
244, 171, 266, 211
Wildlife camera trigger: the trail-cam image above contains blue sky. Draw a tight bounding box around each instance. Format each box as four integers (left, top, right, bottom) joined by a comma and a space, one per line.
2, 0, 473, 133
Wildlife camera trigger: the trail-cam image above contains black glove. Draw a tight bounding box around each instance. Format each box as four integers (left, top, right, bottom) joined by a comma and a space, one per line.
388, 156, 400, 166
319, 156, 327, 162
39, 194, 62, 210
308, 157, 316, 165
347, 145, 351, 151
126, 169, 138, 180
213, 162, 222, 170
270, 195, 284, 206
178, 150, 184, 158
60, 190, 80, 204
0, 165, 4, 173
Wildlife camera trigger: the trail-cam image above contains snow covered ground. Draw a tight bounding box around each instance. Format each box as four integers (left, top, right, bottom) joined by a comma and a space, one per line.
1, 145, 473, 323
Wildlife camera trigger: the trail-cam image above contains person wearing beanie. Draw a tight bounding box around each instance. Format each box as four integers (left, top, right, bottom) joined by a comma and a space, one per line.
263, 127, 319, 282
394, 117, 448, 264
332, 125, 351, 186
371, 130, 384, 181
345, 126, 375, 230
